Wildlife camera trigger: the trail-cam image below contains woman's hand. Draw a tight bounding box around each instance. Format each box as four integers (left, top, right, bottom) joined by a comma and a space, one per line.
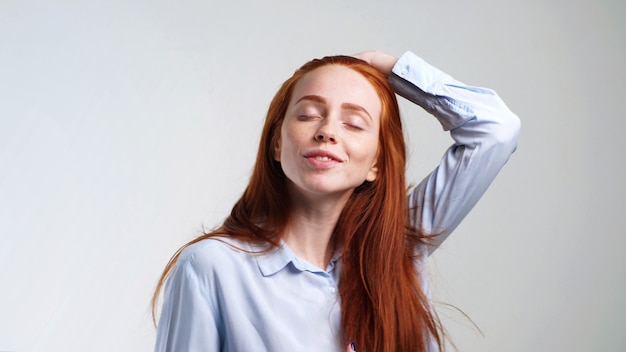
352, 50, 398, 76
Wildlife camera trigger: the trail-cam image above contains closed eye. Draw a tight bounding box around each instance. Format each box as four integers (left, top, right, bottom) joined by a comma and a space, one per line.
297, 115, 322, 121
343, 122, 364, 131
342, 115, 368, 131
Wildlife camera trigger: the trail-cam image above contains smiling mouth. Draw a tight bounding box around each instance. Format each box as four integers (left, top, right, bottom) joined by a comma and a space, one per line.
303, 150, 343, 162
303, 151, 343, 169
312, 156, 334, 161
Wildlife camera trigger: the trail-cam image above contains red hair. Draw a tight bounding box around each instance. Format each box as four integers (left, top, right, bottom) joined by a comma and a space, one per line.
152, 55, 443, 351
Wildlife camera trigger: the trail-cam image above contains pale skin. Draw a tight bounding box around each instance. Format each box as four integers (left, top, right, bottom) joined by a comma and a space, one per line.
353, 50, 398, 76
275, 64, 381, 270
273, 50, 398, 352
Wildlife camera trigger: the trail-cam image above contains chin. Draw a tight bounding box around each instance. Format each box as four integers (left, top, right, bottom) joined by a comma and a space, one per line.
306, 183, 360, 197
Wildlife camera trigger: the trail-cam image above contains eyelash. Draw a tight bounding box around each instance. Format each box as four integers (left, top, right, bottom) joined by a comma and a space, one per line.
343, 122, 364, 131
297, 115, 364, 131
298, 114, 321, 121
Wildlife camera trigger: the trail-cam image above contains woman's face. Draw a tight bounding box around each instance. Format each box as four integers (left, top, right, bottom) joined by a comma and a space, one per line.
275, 64, 381, 200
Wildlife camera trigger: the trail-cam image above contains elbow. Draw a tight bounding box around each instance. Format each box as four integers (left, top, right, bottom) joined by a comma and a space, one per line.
489, 109, 521, 155
505, 111, 521, 153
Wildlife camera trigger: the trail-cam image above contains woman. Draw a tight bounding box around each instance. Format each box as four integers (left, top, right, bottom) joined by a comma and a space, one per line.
152, 50, 520, 351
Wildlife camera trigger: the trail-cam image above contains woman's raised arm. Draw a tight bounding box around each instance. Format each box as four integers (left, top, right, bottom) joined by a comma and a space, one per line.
358, 50, 520, 254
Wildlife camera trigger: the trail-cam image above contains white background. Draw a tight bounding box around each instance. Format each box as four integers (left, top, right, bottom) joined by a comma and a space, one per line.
1, 0, 624, 351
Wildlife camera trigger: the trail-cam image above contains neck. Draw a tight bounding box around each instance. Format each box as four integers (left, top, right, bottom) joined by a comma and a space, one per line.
282, 187, 352, 269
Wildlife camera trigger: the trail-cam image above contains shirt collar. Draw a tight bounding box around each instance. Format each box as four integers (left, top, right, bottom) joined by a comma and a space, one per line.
256, 240, 342, 277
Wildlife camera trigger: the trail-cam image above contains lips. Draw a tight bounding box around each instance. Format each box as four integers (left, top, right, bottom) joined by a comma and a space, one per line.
303, 150, 343, 168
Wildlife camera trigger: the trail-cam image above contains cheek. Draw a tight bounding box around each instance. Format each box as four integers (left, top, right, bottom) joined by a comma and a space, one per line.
355, 133, 380, 163
281, 122, 308, 148
278, 125, 299, 162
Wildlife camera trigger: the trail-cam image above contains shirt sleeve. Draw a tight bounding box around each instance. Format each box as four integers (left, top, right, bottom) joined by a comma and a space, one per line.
154, 251, 221, 352
389, 51, 521, 254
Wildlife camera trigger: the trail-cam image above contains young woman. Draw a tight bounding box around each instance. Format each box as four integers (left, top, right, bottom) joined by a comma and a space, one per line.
152, 50, 520, 352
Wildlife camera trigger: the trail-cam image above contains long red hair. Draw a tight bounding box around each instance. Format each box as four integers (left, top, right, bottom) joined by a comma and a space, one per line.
152, 55, 443, 351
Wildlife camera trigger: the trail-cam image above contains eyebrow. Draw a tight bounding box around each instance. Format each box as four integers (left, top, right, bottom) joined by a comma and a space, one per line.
295, 95, 372, 121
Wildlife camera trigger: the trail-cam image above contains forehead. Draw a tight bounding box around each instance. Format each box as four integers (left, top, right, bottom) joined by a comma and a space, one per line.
289, 65, 382, 117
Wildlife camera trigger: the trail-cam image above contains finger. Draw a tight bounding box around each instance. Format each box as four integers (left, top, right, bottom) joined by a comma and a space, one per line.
351, 51, 369, 62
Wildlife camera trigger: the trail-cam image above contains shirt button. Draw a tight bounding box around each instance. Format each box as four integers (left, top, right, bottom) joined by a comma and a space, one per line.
329, 287, 337, 294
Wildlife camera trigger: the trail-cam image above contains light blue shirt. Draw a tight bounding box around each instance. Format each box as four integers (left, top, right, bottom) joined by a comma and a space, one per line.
154, 51, 521, 352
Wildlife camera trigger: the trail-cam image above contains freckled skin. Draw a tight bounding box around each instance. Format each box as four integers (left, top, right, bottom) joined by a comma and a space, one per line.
275, 65, 381, 201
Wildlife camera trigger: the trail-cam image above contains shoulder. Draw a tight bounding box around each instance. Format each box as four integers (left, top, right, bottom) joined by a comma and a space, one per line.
176, 237, 257, 277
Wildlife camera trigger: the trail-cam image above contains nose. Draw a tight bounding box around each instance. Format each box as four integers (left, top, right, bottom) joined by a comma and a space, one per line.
315, 128, 336, 143
315, 120, 337, 143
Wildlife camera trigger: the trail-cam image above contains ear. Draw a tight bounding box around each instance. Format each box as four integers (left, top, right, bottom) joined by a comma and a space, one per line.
365, 162, 378, 182
273, 137, 281, 162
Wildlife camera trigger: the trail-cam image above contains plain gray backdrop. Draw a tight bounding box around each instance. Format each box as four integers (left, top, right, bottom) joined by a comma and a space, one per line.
1, 0, 624, 351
